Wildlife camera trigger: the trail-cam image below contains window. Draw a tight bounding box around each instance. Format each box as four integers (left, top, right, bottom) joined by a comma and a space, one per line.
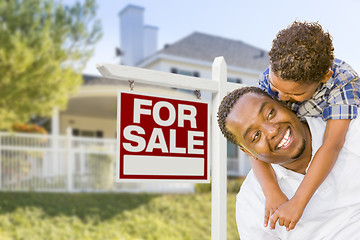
170, 68, 200, 77
169, 68, 201, 95
227, 142, 238, 158
72, 129, 103, 138
227, 77, 242, 84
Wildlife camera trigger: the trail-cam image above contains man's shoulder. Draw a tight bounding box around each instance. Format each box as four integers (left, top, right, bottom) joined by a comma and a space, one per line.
305, 116, 326, 154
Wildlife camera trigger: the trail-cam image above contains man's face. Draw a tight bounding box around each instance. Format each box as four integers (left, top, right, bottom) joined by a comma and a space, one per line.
269, 69, 321, 102
225, 93, 308, 165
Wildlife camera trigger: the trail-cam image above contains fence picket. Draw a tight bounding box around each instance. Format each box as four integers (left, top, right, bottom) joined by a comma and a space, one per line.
0, 131, 195, 193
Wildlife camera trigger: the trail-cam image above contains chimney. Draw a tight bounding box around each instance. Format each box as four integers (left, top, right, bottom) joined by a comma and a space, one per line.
119, 5, 144, 66
144, 25, 158, 59
119, 5, 158, 66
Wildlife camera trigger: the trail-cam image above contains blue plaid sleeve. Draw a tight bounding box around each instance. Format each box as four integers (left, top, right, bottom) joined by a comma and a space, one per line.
258, 68, 269, 91
322, 81, 360, 120
258, 68, 278, 98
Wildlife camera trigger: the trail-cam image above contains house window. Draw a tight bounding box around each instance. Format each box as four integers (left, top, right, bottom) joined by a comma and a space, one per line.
193, 71, 200, 77
227, 141, 240, 176
72, 129, 103, 138
170, 68, 200, 77
96, 131, 103, 138
80, 130, 95, 137
227, 142, 238, 158
227, 77, 242, 84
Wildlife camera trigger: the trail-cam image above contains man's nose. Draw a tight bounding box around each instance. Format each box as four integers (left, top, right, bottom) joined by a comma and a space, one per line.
263, 123, 279, 139
278, 92, 290, 101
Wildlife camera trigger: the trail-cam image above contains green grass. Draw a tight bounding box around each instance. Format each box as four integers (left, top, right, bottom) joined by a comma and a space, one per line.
0, 190, 240, 240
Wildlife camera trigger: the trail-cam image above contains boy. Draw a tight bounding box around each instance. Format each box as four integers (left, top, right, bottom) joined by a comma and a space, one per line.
256, 21, 360, 231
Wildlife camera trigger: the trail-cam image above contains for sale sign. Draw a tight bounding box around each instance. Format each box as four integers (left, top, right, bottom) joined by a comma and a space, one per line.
116, 91, 209, 182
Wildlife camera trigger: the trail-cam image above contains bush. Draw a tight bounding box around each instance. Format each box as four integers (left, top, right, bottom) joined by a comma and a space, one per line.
88, 153, 114, 190
195, 177, 245, 194
12, 123, 47, 134
227, 177, 245, 193
195, 182, 212, 193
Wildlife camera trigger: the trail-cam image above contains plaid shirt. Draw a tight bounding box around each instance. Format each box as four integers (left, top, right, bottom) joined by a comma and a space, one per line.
259, 58, 360, 121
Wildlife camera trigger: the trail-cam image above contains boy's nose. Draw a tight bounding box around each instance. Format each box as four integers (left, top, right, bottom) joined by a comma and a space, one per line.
278, 92, 290, 101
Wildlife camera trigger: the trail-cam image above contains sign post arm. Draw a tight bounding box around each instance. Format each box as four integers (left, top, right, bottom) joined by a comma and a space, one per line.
211, 56, 228, 240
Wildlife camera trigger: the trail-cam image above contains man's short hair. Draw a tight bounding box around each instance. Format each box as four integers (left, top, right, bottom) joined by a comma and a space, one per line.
217, 86, 271, 146
269, 21, 334, 84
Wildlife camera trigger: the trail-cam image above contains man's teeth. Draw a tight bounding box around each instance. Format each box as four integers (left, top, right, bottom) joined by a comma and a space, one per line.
277, 129, 290, 149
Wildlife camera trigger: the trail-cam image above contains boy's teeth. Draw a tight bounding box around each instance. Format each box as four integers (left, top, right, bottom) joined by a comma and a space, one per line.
277, 129, 290, 149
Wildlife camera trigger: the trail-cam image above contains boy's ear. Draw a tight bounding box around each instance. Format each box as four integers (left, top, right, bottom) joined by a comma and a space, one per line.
321, 70, 333, 83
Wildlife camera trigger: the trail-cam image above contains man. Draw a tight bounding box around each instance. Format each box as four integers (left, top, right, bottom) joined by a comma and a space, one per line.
217, 86, 360, 240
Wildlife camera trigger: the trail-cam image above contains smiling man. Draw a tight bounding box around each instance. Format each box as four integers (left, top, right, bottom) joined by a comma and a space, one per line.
217, 86, 360, 240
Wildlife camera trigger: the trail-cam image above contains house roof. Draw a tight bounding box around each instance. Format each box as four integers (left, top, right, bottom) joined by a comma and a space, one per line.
152, 32, 269, 71
83, 74, 122, 85
83, 32, 270, 86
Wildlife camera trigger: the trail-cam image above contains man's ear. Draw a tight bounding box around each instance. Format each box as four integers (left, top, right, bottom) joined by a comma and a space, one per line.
240, 147, 262, 162
239, 146, 255, 158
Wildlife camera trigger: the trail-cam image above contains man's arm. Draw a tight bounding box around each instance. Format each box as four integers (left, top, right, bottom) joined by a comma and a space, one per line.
269, 119, 351, 231
250, 157, 288, 227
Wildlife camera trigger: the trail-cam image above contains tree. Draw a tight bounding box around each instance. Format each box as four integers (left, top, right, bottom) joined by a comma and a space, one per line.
0, 0, 102, 129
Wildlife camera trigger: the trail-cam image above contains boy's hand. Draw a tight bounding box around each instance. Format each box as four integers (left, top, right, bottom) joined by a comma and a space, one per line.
264, 191, 288, 228
269, 197, 305, 231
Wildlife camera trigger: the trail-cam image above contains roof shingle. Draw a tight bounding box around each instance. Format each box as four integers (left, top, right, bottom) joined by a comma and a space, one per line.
156, 32, 269, 71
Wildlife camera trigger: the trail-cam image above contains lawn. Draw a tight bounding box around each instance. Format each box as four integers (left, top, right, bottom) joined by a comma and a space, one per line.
0, 190, 240, 240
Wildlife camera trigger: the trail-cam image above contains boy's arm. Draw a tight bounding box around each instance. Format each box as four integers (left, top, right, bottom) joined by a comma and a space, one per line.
250, 157, 288, 227
269, 119, 351, 231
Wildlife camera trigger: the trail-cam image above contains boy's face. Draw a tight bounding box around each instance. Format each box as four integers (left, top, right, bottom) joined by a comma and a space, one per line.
225, 93, 309, 165
269, 69, 322, 102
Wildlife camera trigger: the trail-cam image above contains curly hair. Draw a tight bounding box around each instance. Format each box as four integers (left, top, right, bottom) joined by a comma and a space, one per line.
217, 87, 272, 146
269, 21, 334, 83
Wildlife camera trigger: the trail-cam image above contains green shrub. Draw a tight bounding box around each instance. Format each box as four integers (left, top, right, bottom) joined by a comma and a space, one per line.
88, 153, 113, 190
195, 182, 211, 193
195, 177, 245, 194
0, 192, 240, 240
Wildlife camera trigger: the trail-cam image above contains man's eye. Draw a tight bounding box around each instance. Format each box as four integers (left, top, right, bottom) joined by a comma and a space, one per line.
252, 131, 261, 142
267, 109, 274, 119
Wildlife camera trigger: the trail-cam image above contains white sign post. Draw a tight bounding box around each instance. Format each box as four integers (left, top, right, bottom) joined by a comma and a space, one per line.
97, 57, 243, 239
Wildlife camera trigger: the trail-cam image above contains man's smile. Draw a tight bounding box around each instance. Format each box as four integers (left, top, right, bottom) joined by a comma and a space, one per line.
276, 128, 293, 150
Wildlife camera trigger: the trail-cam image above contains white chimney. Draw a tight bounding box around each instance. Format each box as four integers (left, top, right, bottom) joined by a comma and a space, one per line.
144, 25, 158, 59
119, 5, 144, 66
119, 5, 158, 66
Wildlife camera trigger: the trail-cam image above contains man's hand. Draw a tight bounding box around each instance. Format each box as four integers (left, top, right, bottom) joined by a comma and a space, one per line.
269, 197, 306, 231
264, 191, 288, 228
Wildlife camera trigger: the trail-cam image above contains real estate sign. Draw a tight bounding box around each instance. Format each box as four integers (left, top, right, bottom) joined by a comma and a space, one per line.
116, 91, 209, 182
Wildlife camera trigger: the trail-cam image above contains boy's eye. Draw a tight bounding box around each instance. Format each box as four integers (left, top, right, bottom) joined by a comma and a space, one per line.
252, 131, 261, 142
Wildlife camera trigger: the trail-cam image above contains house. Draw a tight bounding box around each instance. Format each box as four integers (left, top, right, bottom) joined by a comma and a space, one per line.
60, 4, 270, 177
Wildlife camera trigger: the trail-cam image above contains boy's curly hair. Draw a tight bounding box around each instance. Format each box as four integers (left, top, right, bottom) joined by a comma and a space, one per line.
217, 87, 271, 146
269, 21, 334, 83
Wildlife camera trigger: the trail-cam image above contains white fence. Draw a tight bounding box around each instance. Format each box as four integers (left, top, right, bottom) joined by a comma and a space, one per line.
0, 131, 194, 193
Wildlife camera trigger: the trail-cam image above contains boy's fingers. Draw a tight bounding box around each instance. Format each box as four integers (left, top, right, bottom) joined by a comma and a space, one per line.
269, 213, 279, 230
287, 222, 296, 231
284, 220, 290, 229
264, 211, 270, 227
278, 218, 284, 226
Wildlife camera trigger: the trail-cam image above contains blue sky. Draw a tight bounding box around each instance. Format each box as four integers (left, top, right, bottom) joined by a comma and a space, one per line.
61, 0, 360, 75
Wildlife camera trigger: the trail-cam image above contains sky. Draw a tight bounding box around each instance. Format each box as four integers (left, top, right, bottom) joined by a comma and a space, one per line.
61, 0, 360, 76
